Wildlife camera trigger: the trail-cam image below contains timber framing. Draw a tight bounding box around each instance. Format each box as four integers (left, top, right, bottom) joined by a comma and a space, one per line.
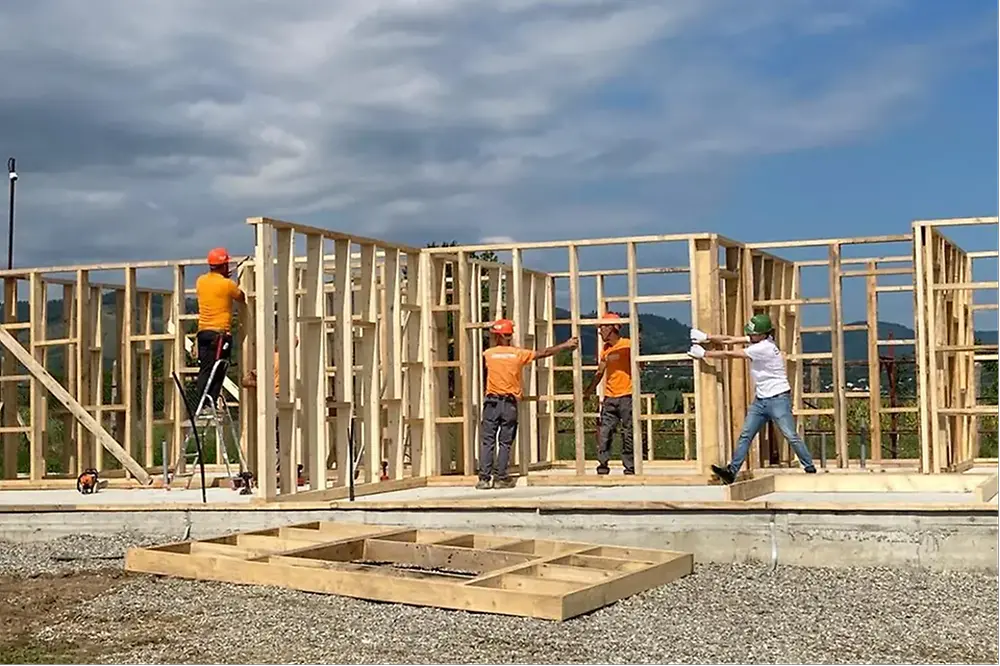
0, 216, 995, 498
124, 521, 695, 621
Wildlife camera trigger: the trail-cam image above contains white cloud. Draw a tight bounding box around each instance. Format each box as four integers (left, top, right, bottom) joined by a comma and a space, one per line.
0, 0, 991, 268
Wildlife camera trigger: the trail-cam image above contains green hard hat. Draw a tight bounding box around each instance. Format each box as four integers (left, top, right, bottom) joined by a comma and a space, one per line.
744, 313, 774, 336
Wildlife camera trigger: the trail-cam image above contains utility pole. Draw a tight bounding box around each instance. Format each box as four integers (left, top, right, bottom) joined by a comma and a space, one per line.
7, 157, 17, 270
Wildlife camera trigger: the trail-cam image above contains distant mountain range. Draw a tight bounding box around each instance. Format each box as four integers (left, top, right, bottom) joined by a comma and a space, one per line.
3, 295, 996, 375
552, 307, 997, 362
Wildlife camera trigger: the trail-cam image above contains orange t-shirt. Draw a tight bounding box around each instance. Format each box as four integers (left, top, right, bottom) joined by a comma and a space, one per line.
483, 346, 536, 399
196, 272, 243, 332
600, 337, 633, 398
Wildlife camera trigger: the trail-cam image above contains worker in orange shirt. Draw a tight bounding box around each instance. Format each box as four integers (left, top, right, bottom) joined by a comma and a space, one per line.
478, 319, 579, 490
584, 312, 637, 475
194, 247, 245, 411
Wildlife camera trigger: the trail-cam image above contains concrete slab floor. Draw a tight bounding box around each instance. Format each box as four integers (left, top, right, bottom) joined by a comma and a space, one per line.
0, 487, 253, 506
761, 491, 981, 504
538, 466, 703, 476
353, 484, 730, 502
0, 484, 990, 508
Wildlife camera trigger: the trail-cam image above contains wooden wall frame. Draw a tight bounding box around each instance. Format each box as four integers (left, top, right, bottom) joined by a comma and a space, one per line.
913, 217, 999, 472
0, 216, 993, 495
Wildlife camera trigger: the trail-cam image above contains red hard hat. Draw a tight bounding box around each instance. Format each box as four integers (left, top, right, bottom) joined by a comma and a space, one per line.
207, 247, 231, 266
491, 319, 514, 335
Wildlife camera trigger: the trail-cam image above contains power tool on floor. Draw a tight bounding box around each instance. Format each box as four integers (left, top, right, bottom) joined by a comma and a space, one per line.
76, 468, 100, 495
234, 470, 255, 495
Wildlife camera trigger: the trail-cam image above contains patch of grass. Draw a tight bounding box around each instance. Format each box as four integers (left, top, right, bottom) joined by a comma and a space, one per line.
0, 636, 79, 665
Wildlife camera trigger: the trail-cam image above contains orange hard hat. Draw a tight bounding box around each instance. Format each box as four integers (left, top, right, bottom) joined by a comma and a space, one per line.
207, 247, 231, 266
599, 312, 623, 324
491, 319, 514, 335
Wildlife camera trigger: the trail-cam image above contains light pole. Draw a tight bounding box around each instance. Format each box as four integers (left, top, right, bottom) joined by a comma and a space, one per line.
7, 157, 16, 270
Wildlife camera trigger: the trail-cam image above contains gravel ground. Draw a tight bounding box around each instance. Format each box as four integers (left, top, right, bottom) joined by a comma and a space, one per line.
0, 533, 997, 664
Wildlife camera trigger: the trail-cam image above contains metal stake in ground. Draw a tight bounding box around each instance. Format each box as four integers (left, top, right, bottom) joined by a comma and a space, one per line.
7, 157, 17, 270
172, 372, 208, 504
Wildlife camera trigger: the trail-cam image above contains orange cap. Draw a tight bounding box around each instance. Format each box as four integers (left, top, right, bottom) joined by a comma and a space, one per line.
491, 319, 514, 335
207, 247, 231, 266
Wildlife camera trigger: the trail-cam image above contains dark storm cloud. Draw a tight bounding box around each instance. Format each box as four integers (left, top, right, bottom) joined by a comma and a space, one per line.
0, 99, 243, 174
0, 0, 983, 270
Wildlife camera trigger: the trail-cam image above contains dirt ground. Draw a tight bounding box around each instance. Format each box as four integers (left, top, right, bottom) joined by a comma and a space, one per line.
0, 571, 149, 663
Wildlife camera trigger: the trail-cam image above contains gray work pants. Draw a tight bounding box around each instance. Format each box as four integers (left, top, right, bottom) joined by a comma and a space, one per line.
598, 395, 635, 472
479, 396, 518, 481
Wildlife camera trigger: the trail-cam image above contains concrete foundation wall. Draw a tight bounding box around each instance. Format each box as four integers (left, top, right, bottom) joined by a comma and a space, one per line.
1, 507, 995, 571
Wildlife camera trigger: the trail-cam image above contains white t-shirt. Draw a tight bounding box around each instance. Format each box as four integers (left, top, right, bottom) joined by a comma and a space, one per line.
744, 338, 791, 399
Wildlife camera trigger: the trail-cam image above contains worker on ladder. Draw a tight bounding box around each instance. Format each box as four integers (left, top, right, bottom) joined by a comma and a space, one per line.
194, 247, 245, 413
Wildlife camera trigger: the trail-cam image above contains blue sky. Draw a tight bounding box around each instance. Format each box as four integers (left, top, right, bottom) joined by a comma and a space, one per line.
0, 0, 996, 329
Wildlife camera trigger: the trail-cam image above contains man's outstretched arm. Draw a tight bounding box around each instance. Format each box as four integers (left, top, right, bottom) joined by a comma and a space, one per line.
534, 336, 579, 361
688, 344, 748, 361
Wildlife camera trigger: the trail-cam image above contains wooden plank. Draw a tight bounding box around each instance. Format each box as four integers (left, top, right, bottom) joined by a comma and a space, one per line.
974, 474, 998, 503
828, 244, 848, 467
358, 244, 381, 483
625, 242, 644, 475
332, 239, 354, 486
773, 473, 990, 493
567, 245, 585, 475
457, 251, 474, 476
28, 273, 45, 480
726, 474, 775, 501
275, 228, 296, 494
254, 220, 278, 500
865, 261, 882, 463
302, 235, 327, 491
691, 237, 722, 475
383, 248, 404, 480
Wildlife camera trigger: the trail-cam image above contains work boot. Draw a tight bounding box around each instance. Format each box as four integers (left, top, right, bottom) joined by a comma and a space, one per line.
475, 478, 493, 490
804, 466, 817, 474
493, 476, 517, 489
711, 464, 736, 485
623, 468, 636, 475
596, 464, 610, 475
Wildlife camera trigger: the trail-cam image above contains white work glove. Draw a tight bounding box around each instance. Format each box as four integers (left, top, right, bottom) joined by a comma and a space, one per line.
689, 328, 708, 343
687, 344, 706, 359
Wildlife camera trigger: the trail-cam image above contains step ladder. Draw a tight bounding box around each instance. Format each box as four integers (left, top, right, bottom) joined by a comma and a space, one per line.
172, 358, 248, 490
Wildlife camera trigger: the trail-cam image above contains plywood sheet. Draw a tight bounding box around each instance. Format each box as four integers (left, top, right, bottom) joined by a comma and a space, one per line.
124, 521, 694, 621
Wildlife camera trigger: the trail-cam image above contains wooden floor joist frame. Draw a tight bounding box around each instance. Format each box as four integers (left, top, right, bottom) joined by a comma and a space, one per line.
124, 520, 695, 621
0, 215, 994, 494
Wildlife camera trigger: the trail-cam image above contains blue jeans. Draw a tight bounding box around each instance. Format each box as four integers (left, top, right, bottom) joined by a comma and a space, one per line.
729, 392, 816, 474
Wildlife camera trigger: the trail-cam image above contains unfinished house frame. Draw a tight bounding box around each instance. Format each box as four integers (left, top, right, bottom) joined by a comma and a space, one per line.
0, 216, 994, 498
